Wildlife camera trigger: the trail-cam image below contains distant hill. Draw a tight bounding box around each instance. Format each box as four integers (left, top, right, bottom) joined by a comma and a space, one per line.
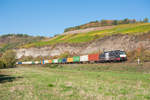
64, 18, 148, 32
0, 34, 44, 53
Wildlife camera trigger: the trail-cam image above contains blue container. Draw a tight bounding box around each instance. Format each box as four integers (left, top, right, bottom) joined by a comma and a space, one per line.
18, 62, 22, 64
62, 58, 67, 63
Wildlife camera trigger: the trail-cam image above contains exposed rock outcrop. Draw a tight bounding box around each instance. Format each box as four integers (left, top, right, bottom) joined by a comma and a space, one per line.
16, 33, 150, 59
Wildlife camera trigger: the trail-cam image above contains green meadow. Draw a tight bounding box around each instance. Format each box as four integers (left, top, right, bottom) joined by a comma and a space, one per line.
1, 63, 150, 100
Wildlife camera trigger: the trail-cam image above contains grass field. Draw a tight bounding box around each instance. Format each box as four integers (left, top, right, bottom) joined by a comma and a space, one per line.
1, 63, 150, 100
23, 23, 150, 48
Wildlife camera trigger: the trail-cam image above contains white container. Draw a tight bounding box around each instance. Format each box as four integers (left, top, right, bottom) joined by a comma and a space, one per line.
35, 61, 39, 64
22, 62, 26, 64
44, 60, 49, 64
22, 61, 32, 64
80, 55, 88, 62
53, 59, 58, 63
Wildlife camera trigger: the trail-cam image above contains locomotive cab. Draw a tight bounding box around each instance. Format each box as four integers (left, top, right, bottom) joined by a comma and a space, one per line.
99, 50, 127, 62
114, 50, 127, 61
119, 51, 127, 61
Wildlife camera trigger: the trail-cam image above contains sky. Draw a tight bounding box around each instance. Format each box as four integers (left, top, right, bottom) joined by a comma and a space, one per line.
0, 0, 150, 37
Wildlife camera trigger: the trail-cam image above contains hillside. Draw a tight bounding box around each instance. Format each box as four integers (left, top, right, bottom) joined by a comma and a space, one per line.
63, 26, 115, 35
0, 34, 44, 53
64, 19, 147, 32
22, 23, 150, 48
16, 22, 150, 62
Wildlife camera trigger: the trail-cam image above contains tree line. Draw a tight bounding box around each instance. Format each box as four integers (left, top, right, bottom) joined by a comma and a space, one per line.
64, 18, 149, 32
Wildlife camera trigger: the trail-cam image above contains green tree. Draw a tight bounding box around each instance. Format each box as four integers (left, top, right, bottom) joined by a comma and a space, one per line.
59, 52, 70, 58
143, 18, 149, 23
101, 19, 107, 26
1, 50, 17, 68
112, 20, 118, 25
0, 60, 5, 69
123, 18, 129, 24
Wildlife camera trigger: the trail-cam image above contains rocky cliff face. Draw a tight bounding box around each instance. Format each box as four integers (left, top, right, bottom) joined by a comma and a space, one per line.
16, 33, 150, 59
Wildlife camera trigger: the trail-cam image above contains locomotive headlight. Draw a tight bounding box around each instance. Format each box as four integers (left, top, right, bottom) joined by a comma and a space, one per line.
120, 54, 127, 57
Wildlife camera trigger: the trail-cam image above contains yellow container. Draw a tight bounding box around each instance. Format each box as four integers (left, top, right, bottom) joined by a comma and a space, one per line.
67, 58, 73, 62
49, 60, 52, 63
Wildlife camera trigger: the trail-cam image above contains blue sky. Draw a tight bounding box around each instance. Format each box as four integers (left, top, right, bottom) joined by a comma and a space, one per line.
0, 0, 150, 37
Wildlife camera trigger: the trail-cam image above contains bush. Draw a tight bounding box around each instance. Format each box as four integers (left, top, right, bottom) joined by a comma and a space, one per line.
141, 50, 150, 62
59, 52, 71, 58
0, 60, 5, 69
1, 50, 17, 68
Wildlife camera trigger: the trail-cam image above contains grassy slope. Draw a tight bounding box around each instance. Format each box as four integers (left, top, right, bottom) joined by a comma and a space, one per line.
0, 34, 44, 52
23, 23, 150, 48
1, 63, 150, 100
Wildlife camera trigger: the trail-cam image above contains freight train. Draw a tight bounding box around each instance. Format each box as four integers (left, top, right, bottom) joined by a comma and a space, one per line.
17, 50, 127, 65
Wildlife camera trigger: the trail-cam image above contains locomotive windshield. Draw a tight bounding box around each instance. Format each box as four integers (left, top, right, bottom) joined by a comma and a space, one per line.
120, 51, 126, 55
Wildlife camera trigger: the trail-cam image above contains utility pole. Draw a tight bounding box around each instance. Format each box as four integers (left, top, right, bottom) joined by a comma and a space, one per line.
137, 57, 140, 64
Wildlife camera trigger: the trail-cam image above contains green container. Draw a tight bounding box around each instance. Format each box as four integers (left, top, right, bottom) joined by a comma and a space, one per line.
52, 59, 55, 63
58, 59, 62, 63
32, 61, 35, 64
73, 56, 80, 62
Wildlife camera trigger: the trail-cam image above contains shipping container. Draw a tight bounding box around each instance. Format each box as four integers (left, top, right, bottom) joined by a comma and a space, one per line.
62, 58, 67, 63
44, 60, 49, 64
73, 56, 80, 62
21, 62, 24, 64
32, 61, 35, 64
80, 55, 88, 62
53, 59, 58, 63
58, 59, 62, 63
39, 60, 42, 64
49, 60, 52, 63
28, 61, 33, 64
35, 61, 39, 64
22, 61, 32, 64
88, 54, 99, 61
67, 58, 73, 62
52, 59, 54, 63
18, 62, 22, 64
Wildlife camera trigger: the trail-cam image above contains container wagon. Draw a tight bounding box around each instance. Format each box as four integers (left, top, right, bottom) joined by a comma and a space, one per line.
73, 56, 80, 63
67, 58, 73, 64
80, 55, 88, 63
62, 58, 67, 64
58, 59, 62, 64
53, 59, 58, 64
49, 60, 52, 63
88, 54, 99, 63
